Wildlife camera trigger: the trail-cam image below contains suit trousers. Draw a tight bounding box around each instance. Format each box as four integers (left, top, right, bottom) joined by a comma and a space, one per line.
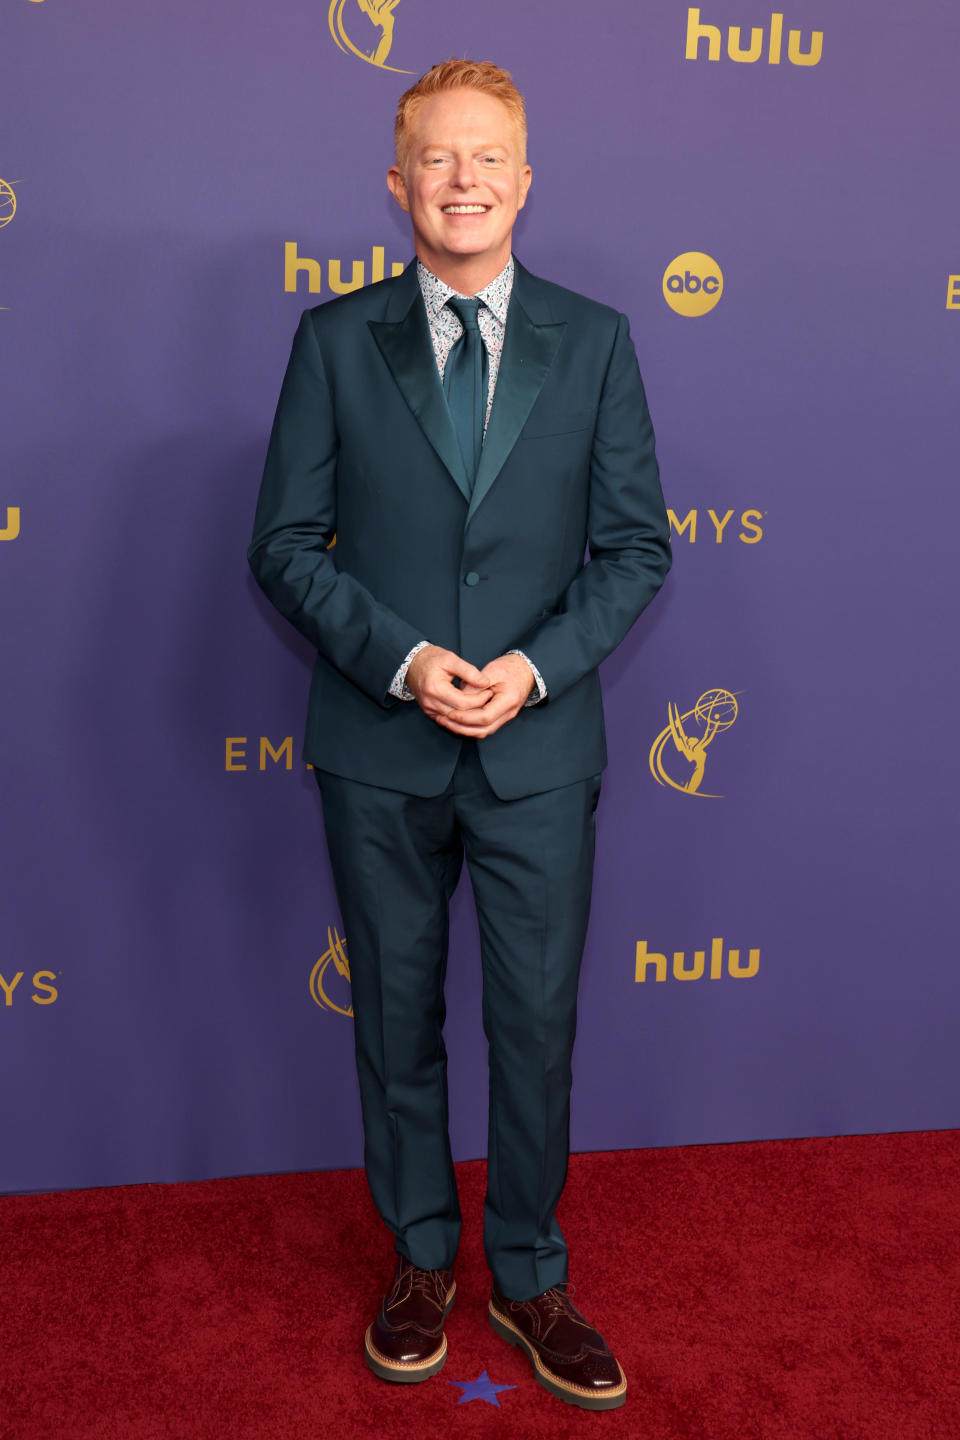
314, 738, 601, 1302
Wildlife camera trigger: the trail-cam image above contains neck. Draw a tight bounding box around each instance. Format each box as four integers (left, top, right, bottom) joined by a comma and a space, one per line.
416, 244, 511, 296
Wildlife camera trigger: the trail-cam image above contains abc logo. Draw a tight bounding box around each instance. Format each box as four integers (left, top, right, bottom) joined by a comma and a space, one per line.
663, 251, 724, 317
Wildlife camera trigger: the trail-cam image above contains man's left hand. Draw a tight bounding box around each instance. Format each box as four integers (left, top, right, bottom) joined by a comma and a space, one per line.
433, 654, 535, 739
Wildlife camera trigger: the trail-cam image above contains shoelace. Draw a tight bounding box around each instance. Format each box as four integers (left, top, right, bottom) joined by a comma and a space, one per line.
537, 1282, 583, 1321
404, 1262, 446, 1303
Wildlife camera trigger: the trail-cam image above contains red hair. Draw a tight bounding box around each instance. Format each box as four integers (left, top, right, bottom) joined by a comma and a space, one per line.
394, 59, 527, 168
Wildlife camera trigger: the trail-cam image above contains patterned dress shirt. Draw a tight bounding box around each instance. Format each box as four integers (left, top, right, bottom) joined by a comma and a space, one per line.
388, 256, 548, 707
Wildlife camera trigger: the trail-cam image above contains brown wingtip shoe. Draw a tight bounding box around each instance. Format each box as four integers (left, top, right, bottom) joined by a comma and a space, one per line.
364, 1255, 456, 1384
488, 1280, 627, 1410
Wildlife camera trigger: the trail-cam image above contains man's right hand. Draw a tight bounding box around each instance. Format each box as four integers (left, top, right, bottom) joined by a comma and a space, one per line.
405, 645, 493, 725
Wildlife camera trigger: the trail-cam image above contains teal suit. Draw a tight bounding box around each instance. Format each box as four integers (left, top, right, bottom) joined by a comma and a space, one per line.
249, 257, 671, 800
249, 257, 670, 1298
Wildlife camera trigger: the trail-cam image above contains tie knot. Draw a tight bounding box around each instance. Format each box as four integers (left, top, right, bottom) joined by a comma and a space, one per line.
447, 295, 482, 331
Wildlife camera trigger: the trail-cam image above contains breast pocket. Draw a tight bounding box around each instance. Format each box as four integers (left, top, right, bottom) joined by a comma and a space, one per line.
519, 406, 595, 440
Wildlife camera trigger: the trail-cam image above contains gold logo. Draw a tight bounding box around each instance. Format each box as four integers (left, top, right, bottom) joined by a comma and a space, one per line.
284, 242, 405, 295
0, 178, 17, 229
635, 938, 759, 982
225, 736, 298, 771
309, 925, 354, 1017
328, 0, 412, 73
947, 275, 960, 310
0, 179, 18, 311
663, 252, 723, 317
1, 508, 20, 541
0, 971, 59, 1005
668, 508, 763, 543
685, 8, 823, 66
649, 688, 740, 797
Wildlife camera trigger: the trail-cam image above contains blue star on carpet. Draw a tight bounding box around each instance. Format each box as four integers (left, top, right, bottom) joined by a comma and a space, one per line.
447, 1369, 517, 1406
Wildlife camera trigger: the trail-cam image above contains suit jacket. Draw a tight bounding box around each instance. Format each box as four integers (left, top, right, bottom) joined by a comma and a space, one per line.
248, 255, 671, 800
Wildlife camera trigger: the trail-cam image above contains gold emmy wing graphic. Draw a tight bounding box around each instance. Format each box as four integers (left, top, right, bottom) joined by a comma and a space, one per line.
328, 0, 412, 73
0, 179, 16, 228
649, 689, 740, 798
309, 925, 354, 1017
0, 178, 17, 311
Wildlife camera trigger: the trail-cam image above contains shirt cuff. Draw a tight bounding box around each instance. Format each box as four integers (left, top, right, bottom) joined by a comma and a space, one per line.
389, 640, 431, 700
507, 649, 547, 706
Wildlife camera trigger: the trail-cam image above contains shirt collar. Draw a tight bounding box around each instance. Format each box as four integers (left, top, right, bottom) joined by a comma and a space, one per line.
416, 255, 514, 326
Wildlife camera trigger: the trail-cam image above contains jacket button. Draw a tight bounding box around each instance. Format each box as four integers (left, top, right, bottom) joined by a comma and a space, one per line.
464, 571, 481, 586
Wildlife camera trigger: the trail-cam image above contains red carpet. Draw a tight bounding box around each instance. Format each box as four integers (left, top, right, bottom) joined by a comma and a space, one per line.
3, 1132, 958, 1439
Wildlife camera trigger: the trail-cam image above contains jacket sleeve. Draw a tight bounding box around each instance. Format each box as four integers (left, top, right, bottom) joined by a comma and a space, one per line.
247, 309, 424, 705
512, 312, 672, 700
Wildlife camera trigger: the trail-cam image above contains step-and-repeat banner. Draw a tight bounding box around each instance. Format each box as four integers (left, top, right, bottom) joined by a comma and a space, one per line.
3, 2, 958, 1193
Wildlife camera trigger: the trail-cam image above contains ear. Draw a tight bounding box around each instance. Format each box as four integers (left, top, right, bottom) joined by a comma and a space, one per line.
387, 166, 409, 213
517, 165, 532, 211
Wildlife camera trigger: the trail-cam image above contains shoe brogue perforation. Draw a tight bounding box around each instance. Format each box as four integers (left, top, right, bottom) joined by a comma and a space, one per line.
364, 1257, 456, 1385
488, 1280, 627, 1411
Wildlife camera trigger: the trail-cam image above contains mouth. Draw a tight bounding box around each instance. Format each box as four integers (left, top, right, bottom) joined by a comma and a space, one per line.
441, 204, 490, 215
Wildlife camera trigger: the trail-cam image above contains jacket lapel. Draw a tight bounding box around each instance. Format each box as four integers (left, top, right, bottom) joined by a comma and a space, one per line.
367, 257, 567, 521
467, 265, 566, 523
368, 264, 472, 505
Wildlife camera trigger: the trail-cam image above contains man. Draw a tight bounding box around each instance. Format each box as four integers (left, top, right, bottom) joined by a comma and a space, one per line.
248, 60, 671, 1412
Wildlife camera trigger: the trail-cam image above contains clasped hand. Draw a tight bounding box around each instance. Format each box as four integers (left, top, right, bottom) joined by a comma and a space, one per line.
405, 645, 534, 739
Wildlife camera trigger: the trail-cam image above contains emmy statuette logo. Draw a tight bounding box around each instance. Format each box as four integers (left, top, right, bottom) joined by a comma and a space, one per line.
0, 178, 16, 229
663, 252, 724, 317
310, 926, 354, 1018
0, 176, 19, 313
328, 0, 412, 73
649, 689, 740, 797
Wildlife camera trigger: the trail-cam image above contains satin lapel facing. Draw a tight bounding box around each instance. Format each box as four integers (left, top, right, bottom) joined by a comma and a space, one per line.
368, 306, 472, 505
467, 298, 567, 525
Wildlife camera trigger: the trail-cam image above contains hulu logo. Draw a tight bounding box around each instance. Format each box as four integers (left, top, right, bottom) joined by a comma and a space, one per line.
635, 938, 760, 982
685, 8, 823, 66
284, 243, 405, 295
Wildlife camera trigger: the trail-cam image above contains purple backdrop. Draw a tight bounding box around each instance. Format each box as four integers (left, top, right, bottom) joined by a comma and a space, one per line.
2, 1, 958, 1193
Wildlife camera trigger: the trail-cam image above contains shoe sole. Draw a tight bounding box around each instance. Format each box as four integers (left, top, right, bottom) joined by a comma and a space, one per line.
488, 1299, 627, 1411
364, 1281, 456, 1384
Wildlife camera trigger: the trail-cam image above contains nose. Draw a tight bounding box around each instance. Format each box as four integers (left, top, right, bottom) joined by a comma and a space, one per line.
450, 156, 477, 191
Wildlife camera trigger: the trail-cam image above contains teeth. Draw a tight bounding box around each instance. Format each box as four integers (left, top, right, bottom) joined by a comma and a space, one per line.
443, 205, 488, 214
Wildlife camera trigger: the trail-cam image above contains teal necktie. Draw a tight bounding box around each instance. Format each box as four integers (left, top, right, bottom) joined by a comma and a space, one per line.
444, 296, 488, 491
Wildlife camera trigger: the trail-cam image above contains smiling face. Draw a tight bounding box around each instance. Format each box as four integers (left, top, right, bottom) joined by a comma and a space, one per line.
387, 86, 532, 293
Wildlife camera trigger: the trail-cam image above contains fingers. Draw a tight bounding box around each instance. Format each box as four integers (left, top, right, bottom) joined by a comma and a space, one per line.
408, 647, 492, 715
408, 649, 529, 733
447, 685, 495, 711
444, 652, 488, 689
420, 686, 493, 719
433, 693, 522, 738
435, 711, 517, 739
433, 654, 534, 735
423, 684, 494, 717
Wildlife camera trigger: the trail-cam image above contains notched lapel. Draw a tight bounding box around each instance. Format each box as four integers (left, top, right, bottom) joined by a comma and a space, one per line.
368, 305, 472, 505
467, 298, 567, 524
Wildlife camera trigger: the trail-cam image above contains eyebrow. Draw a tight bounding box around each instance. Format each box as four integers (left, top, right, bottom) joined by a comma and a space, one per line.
420, 139, 506, 151
420, 143, 508, 155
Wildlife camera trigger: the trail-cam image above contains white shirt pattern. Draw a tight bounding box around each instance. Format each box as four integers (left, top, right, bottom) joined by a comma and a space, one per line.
416, 255, 513, 431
